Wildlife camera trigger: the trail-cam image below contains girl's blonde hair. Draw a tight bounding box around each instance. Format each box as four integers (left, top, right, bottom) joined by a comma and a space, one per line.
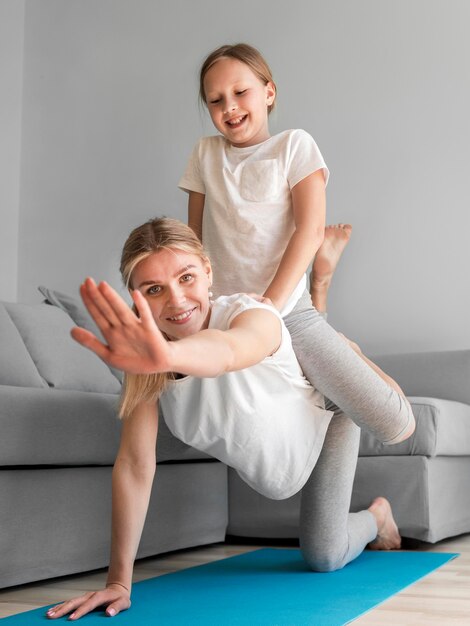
119, 217, 208, 418
199, 43, 276, 114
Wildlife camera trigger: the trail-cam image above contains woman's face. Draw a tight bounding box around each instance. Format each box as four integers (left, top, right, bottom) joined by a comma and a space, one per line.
131, 248, 213, 341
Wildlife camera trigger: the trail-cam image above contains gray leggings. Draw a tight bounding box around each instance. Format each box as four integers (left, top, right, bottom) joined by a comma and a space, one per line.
284, 292, 413, 572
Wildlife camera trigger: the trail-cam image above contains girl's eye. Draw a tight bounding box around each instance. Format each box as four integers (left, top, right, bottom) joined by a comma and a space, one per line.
147, 285, 162, 295
235, 90, 247, 96
209, 98, 221, 105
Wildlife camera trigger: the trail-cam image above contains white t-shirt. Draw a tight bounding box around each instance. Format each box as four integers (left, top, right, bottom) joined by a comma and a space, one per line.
159, 294, 333, 500
178, 129, 329, 316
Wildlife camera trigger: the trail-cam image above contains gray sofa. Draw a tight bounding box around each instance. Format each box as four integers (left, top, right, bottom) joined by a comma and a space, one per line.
1, 289, 470, 589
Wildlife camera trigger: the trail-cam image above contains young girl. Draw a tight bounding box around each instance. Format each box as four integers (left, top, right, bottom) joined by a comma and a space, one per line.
179, 42, 361, 416
46, 218, 414, 621
180, 42, 329, 317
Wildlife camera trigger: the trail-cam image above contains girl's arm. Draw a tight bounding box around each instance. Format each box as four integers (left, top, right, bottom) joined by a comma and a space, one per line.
188, 191, 205, 241
47, 401, 158, 620
72, 279, 281, 378
263, 169, 326, 311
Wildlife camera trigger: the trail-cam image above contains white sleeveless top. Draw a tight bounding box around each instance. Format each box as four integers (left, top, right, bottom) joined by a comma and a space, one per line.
159, 295, 333, 500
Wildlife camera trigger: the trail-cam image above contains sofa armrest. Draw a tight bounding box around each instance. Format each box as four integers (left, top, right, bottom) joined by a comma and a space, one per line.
372, 349, 470, 405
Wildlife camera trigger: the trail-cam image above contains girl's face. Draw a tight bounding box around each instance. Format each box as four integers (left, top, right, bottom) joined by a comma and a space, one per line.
203, 57, 275, 148
131, 248, 213, 341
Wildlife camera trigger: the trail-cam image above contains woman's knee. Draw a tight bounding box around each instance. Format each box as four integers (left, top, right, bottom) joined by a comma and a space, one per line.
382, 396, 416, 445
300, 540, 348, 573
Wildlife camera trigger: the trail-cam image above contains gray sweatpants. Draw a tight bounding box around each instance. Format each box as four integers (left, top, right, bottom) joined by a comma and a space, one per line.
284, 291, 413, 572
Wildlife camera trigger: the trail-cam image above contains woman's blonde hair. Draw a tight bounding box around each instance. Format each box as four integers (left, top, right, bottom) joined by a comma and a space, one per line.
199, 43, 276, 114
119, 217, 208, 418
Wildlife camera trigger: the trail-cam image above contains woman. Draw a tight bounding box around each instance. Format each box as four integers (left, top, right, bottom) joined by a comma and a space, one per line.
47, 217, 414, 621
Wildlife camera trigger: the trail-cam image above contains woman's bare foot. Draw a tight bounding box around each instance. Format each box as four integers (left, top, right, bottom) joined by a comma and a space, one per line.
310, 224, 352, 311
368, 497, 402, 550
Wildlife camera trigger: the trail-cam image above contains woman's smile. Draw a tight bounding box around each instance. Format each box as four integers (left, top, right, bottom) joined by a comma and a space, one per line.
166, 306, 198, 323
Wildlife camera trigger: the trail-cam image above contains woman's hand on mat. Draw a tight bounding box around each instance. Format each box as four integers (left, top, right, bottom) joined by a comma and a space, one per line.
45, 586, 131, 620
71, 277, 174, 374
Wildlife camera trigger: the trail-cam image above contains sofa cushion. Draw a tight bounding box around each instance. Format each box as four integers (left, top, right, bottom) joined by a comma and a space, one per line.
38, 285, 99, 337
359, 396, 470, 457
0, 386, 210, 466
0, 304, 46, 388
38, 285, 123, 383
0, 386, 121, 465
4, 303, 120, 394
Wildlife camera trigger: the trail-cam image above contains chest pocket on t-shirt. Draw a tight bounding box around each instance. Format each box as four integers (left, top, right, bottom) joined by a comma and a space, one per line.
239, 159, 279, 202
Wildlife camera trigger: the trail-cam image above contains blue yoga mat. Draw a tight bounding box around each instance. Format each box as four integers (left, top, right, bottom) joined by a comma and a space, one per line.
2, 549, 457, 625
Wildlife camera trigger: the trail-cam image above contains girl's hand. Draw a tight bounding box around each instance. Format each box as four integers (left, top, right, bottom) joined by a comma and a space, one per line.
246, 292, 274, 307
71, 278, 174, 374
46, 585, 131, 620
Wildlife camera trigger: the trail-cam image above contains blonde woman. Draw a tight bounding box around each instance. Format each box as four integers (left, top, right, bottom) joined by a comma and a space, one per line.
47, 218, 414, 621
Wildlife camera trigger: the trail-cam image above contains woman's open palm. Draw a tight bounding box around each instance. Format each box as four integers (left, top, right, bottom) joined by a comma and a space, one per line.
71, 278, 173, 375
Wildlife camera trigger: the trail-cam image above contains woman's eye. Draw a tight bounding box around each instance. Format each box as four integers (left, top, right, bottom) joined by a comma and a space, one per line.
147, 285, 162, 295
181, 274, 193, 283
236, 90, 247, 96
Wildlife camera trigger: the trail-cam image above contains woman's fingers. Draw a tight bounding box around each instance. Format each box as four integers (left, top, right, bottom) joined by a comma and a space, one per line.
80, 279, 141, 341
81, 278, 122, 329
46, 589, 130, 621
69, 590, 130, 621
74, 276, 171, 374
46, 592, 94, 619
131, 289, 155, 328
98, 281, 139, 326
105, 596, 132, 618
70, 327, 111, 361
79, 281, 110, 330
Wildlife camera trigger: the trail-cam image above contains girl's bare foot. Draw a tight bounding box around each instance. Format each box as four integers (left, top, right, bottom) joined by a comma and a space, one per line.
368, 496, 402, 550
310, 224, 352, 311
312, 224, 352, 284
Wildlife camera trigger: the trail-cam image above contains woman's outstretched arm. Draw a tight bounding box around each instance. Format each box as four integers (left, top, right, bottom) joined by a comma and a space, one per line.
47, 401, 158, 620
72, 278, 281, 377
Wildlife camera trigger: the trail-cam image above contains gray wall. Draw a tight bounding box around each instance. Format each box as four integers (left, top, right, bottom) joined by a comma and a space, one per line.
0, 0, 24, 302
11, 0, 470, 354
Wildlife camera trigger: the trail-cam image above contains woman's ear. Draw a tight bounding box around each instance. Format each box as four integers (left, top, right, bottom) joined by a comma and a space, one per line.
203, 258, 213, 287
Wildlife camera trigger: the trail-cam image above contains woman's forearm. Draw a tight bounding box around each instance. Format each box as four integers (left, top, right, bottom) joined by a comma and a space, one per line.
106, 458, 156, 589
168, 310, 281, 378
168, 329, 244, 377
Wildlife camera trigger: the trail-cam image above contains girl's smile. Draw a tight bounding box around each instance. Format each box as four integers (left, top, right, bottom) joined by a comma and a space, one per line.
225, 114, 248, 128
203, 57, 275, 148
